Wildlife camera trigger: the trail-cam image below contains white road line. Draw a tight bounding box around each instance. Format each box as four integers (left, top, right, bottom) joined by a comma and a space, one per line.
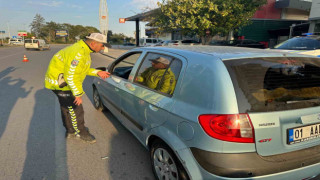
54, 99, 69, 179
0, 51, 25, 60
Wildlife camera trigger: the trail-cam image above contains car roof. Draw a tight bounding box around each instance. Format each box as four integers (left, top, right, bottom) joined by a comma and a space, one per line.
293, 35, 320, 40
134, 45, 311, 60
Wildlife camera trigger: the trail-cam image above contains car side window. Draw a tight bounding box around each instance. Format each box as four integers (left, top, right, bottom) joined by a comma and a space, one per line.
134, 53, 182, 96
157, 58, 182, 95
111, 52, 142, 80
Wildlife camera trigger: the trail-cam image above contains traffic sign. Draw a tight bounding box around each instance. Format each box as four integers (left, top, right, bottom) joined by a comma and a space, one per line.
18, 31, 27, 36
56, 30, 68, 37
119, 18, 126, 23
12, 36, 17, 39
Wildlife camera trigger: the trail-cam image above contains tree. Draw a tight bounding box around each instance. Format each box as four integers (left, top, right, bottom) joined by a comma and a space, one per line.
43, 21, 62, 42
109, 33, 127, 44
152, 0, 267, 44
30, 14, 45, 38
25, 32, 35, 39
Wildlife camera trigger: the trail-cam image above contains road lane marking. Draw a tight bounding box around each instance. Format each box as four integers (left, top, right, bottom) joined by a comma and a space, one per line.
0, 51, 25, 60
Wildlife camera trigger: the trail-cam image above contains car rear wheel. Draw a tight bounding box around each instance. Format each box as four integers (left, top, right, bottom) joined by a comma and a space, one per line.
93, 87, 104, 112
151, 140, 189, 180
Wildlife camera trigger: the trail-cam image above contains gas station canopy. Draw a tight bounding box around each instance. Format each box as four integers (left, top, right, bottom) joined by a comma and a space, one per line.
125, 8, 160, 46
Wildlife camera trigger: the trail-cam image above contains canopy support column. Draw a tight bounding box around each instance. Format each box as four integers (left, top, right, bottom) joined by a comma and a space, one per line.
136, 20, 140, 47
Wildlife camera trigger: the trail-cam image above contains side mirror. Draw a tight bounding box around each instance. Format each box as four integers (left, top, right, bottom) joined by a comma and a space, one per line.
96, 67, 107, 71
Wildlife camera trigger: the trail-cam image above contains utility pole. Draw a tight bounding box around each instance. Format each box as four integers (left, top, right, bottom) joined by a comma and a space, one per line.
99, 0, 109, 53
7, 22, 11, 39
99, 0, 108, 36
0, 31, 3, 46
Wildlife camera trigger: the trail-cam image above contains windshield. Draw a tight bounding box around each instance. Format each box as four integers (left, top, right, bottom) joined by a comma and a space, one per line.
274, 37, 320, 50
224, 57, 320, 112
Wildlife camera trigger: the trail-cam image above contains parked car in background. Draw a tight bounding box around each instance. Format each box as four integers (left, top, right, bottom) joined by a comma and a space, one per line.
92, 46, 320, 180
8, 38, 23, 45
272, 34, 320, 57
230, 39, 265, 48
209, 40, 228, 46
24, 38, 50, 51
168, 39, 200, 46
210, 39, 265, 49
155, 40, 172, 46
156, 40, 200, 46
139, 38, 162, 47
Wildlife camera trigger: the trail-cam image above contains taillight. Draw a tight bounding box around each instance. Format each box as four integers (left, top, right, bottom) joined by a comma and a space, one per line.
198, 114, 254, 143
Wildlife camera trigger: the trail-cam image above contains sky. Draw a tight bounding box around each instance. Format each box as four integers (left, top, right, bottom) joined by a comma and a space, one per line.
0, 0, 160, 38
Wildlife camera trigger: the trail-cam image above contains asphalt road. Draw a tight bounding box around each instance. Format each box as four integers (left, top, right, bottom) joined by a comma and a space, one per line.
0, 45, 155, 180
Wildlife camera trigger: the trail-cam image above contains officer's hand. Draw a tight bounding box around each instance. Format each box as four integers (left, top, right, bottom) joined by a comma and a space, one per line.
74, 96, 82, 106
98, 71, 111, 79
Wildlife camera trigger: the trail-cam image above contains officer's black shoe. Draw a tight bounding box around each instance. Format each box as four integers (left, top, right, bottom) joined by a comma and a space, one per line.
79, 133, 96, 144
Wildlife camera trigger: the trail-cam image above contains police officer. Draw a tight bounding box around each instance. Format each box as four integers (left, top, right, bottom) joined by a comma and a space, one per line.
44, 33, 110, 143
137, 57, 176, 95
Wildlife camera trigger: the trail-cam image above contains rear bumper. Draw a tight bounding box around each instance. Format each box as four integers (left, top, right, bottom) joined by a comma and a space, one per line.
191, 144, 320, 178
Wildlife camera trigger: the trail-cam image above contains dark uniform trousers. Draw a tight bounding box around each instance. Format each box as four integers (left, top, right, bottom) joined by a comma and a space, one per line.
53, 90, 87, 135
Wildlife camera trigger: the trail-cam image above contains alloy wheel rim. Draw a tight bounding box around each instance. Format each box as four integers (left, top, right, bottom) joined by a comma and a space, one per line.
153, 148, 178, 180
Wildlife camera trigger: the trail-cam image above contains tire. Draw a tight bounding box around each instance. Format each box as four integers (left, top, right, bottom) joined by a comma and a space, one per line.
93, 87, 104, 112
151, 140, 189, 180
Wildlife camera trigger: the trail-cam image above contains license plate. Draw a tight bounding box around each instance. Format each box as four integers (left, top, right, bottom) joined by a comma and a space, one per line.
287, 123, 320, 145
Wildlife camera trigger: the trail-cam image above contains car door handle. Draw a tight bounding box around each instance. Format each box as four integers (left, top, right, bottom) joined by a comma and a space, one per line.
149, 104, 158, 111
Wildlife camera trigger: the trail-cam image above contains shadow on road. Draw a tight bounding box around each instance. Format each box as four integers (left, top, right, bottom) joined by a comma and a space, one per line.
83, 76, 154, 180
0, 67, 32, 139
21, 88, 69, 180
102, 110, 154, 180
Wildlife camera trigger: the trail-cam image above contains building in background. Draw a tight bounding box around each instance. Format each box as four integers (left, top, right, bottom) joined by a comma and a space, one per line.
237, 0, 311, 48
126, 0, 313, 47
309, 0, 320, 33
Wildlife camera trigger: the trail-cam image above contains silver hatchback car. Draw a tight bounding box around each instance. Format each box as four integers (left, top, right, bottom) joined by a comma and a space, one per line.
92, 46, 320, 180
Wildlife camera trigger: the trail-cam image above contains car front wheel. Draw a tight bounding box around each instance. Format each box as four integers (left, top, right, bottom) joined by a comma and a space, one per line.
151, 140, 189, 180
93, 87, 104, 112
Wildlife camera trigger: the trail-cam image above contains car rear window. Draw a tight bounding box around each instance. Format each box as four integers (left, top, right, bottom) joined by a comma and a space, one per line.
224, 57, 320, 112
24, 39, 32, 43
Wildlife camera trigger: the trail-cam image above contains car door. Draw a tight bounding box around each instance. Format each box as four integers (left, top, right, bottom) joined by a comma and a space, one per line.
119, 51, 185, 142
98, 51, 143, 121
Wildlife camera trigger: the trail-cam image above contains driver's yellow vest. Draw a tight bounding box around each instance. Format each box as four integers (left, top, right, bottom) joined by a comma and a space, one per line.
138, 67, 176, 95
44, 40, 100, 97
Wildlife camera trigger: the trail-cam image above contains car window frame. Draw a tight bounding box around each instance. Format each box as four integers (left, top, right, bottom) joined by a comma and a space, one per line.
132, 52, 183, 98
108, 51, 143, 80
